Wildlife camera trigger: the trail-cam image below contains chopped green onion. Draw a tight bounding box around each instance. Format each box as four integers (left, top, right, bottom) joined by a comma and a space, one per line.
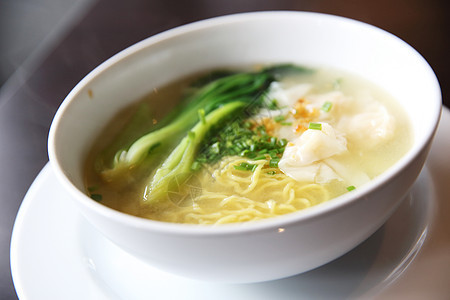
87, 186, 98, 193
257, 125, 266, 134
234, 162, 257, 172
268, 99, 279, 110
309, 122, 322, 130
195, 115, 288, 167
280, 122, 292, 126
268, 149, 279, 158
321, 101, 332, 113
269, 158, 280, 168
254, 155, 267, 160
90, 194, 103, 202
267, 171, 276, 175
240, 149, 250, 156
274, 115, 286, 123
232, 145, 241, 153
346, 185, 356, 192
279, 139, 288, 147
234, 165, 247, 171
235, 142, 244, 149
247, 152, 257, 159
333, 78, 342, 89
211, 142, 220, 154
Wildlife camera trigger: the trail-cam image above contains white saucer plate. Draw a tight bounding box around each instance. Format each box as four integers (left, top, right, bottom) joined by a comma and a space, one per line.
10, 108, 450, 300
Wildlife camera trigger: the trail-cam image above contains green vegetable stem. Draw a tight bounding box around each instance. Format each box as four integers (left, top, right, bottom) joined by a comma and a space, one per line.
100, 64, 310, 179
142, 101, 246, 203
97, 64, 313, 203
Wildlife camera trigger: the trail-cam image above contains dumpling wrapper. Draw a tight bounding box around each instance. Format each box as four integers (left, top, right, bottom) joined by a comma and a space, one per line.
337, 102, 395, 149
266, 82, 312, 108
279, 123, 348, 183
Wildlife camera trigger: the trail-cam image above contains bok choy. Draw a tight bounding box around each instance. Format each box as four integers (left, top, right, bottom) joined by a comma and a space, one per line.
97, 64, 312, 203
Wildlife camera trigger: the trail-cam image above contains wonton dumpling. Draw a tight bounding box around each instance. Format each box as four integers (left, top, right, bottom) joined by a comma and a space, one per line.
285, 122, 347, 165
306, 90, 348, 115
279, 123, 347, 182
337, 99, 395, 149
267, 82, 312, 107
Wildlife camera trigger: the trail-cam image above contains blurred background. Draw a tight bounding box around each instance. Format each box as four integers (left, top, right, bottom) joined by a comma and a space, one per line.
1, 0, 450, 99
1, 0, 449, 299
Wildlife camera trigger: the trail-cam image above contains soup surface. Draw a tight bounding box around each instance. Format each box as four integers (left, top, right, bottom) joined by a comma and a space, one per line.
84, 65, 412, 225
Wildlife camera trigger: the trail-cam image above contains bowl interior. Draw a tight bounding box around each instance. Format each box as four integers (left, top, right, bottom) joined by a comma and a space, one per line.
48, 11, 441, 227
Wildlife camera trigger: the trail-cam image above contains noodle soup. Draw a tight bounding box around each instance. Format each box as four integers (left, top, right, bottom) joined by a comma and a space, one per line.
84, 65, 412, 225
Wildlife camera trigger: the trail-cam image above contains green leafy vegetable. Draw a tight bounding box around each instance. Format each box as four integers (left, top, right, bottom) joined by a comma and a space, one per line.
96, 102, 155, 171
100, 64, 310, 179
97, 64, 314, 203
143, 101, 246, 203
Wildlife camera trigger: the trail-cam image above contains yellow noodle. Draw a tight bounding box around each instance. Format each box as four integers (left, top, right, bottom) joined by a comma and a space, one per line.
148, 156, 330, 225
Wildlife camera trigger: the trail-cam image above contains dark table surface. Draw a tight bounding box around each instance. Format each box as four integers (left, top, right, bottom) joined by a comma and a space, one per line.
1, 0, 449, 298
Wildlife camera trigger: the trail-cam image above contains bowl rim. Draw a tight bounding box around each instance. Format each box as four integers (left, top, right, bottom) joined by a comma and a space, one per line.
48, 10, 442, 236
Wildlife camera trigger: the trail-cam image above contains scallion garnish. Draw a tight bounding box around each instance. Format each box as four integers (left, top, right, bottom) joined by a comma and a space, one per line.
267, 171, 276, 175
240, 149, 250, 156
333, 78, 342, 89
87, 186, 98, 193
195, 116, 287, 167
269, 158, 280, 168
270, 136, 277, 145
234, 162, 257, 172
211, 142, 220, 154
90, 194, 103, 202
268, 99, 279, 110
247, 152, 257, 159
254, 155, 267, 160
274, 115, 286, 123
309, 122, 322, 130
268, 149, 279, 158
321, 101, 332, 113
233, 165, 247, 171
346, 185, 356, 191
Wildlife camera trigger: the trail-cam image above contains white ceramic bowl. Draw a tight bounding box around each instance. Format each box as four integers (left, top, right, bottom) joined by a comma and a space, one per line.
48, 11, 441, 283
